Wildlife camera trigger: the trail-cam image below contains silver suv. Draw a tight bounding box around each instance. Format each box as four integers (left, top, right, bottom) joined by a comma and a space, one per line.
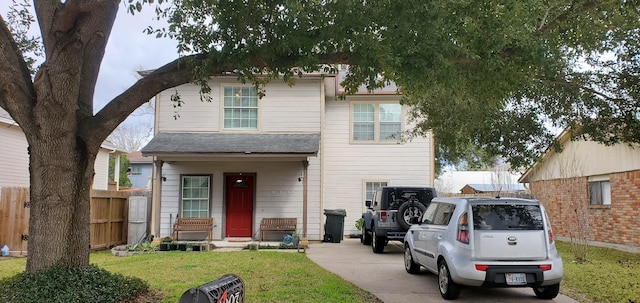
403, 197, 563, 300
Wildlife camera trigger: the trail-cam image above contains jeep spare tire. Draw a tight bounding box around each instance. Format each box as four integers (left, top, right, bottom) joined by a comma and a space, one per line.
397, 201, 427, 230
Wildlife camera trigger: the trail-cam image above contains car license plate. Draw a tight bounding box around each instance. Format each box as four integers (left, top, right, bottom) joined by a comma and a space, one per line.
505, 273, 527, 285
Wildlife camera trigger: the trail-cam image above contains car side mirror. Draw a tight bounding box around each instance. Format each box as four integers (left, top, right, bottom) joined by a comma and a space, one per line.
365, 200, 372, 208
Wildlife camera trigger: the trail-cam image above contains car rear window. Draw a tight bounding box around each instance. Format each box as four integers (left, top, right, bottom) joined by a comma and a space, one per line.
472, 204, 544, 230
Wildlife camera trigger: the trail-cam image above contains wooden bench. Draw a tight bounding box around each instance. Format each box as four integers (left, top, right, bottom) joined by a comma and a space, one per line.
173, 217, 213, 242
260, 218, 297, 241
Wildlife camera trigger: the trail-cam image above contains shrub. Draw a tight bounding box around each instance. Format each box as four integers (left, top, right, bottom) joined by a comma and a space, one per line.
0, 264, 149, 303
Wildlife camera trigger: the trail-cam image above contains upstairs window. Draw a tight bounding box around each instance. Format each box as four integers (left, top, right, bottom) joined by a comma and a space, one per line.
352, 103, 402, 142
223, 86, 258, 130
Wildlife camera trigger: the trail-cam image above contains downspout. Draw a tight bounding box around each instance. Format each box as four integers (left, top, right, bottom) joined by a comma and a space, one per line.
430, 130, 436, 186
302, 160, 309, 237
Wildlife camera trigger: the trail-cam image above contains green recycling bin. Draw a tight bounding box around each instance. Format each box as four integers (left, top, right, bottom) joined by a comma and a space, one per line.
323, 209, 346, 243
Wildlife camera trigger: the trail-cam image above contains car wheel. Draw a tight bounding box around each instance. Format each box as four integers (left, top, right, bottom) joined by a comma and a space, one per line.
361, 227, 372, 245
533, 283, 560, 299
438, 260, 461, 300
372, 228, 385, 253
397, 201, 427, 230
404, 245, 420, 274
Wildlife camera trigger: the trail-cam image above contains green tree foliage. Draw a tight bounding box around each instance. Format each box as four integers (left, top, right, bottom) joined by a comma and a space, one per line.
109, 154, 132, 188
1, 0, 638, 274
144, 0, 640, 170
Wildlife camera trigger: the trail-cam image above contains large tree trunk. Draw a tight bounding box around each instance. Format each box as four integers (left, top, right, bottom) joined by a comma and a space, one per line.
16, 0, 120, 273
26, 136, 97, 272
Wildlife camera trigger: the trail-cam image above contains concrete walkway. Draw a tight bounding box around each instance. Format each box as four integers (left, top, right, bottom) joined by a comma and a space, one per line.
306, 238, 581, 303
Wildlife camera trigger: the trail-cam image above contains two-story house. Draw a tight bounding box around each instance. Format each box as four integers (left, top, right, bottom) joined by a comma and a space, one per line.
141, 72, 435, 242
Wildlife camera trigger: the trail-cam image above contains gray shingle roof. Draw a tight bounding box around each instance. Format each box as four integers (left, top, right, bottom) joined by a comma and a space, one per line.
141, 132, 320, 155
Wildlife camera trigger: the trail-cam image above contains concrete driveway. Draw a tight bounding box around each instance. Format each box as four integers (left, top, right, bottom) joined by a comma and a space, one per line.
306, 238, 580, 303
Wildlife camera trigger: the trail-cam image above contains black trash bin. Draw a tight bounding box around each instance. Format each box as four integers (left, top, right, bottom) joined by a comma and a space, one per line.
323, 209, 347, 243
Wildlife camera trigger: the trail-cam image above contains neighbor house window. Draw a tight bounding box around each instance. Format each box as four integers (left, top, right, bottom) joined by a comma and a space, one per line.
352, 102, 402, 142
181, 176, 211, 218
129, 165, 142, 175
365, 181, 388, 203
589, 180, 611, 205
223, 86, 258, 129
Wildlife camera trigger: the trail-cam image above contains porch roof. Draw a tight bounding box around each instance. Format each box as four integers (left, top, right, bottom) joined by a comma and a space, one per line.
141, 132, 320, 156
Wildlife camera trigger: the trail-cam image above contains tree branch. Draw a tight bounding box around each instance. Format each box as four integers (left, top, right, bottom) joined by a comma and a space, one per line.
0, 14, 36, 127
88, 50, 354, 141
535, 0, 601, 37
537, 76, 626, 103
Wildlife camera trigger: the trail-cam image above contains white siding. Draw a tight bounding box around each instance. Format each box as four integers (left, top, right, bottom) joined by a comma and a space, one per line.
321, 97, 434, 235
156, 79, 322, 133
93, 149, 111, 190
0, 116, 115, 190
0, 123, 30, 187
158, 159, 322, 240
157, 83, 221, 132
524, 138, 640, 182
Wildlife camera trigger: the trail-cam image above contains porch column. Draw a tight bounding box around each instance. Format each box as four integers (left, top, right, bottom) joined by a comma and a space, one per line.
302, 160, 309, 237
150, 159, 163, 237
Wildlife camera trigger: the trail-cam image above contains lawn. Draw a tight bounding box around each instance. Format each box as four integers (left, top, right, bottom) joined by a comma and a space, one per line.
1, 242, 638, 303
556, 241, 640, 303
0, 249, 379, 303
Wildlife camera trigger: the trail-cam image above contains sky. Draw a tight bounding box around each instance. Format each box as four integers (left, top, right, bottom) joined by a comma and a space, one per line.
1, 2, 179, 127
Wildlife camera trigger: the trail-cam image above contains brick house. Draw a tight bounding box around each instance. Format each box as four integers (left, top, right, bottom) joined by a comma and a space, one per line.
519, 129, 640, 249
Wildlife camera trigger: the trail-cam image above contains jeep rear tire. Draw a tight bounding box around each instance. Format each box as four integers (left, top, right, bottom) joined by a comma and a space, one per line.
397, 201, 427, 230
361, 227, 372, 245
372, 228, 385, 253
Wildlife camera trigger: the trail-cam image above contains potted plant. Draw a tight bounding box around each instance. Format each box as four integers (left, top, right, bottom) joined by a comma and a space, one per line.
169, 241, 179, 251
178, 243, 187, 251
159, 237, 172, 251
292, 231, 300, 247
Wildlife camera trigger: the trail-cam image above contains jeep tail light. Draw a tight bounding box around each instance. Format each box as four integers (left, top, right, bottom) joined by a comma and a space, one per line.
475, 264, 489, 271
457, 213, 469, 244
380, 211, 387, 222
539, 264, 552, 271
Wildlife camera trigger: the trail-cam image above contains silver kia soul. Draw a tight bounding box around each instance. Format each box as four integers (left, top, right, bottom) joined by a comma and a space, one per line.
403, 197, 563, 300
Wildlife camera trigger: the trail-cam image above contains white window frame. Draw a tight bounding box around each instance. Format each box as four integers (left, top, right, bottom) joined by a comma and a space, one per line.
351, 101, 402, 143
364, 180, 388, 210
222, 85, 259, 130
129, 165, 142, 175
180, 175, 211, 218
589, 180, 611, 205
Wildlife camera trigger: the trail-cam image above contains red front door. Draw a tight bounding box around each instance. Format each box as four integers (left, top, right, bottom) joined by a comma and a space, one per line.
225, 174, 254, 237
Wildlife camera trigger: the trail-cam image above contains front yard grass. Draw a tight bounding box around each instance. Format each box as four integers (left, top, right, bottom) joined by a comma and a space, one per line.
0, 249, 379, 303
556, 241, 640, 303
1, 241, 638, 303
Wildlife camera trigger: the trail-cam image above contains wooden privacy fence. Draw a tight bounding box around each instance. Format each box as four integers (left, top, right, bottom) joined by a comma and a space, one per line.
0, 187, 132, 255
